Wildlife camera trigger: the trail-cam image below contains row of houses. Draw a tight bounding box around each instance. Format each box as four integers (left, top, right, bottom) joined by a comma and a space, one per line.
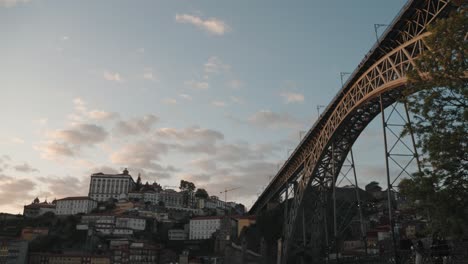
24, 169, 241, 218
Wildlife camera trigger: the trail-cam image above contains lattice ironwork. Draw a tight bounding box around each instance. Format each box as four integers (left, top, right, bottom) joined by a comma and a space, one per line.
246, 0, 455, 263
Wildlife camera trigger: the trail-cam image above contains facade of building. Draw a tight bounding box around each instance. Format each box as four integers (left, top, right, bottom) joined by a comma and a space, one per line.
0, 239, 28, 264
29, 253, 110, 264
233, 215, 256, 237
20, 227, 49, 241
23, 198, 56, 218
110, 241, 161, 264
159, 189, 183, 207
56, 197, 98, 215
128, 191, 159, 204
168, 229, 188, 240
189, 216, 222, 240
88, 169, 136, 202
115, 217, 146, 231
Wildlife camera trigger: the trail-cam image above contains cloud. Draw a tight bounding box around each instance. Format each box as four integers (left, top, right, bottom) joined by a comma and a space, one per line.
14, 162, 39, 173
204, 56, 230, 74
52, 124, 108, 146
0, 175, 36, 207
156, 127, 224, 154
37, 176, 86, 199
211, 100, 227, 107
9, 137, 24, 144
38, 142, 75, 159
175, 14, 229, 35
163, 98, 178, 105
103, 71, 123, 82
179, 94, 192, 101
142, 68, 157, 81
113, 114, 158, 136
110, 141, 171, 171
227, 80, 243, 89
71, 98, 118, 122
280, 92, 305, 104
39, 123, 108, 159
190, 158, 217, 171
230, 96, 244, 105
0, 0, 30, 7
34, 118, 48, 125
185, 80, 209, 90
87, 110, 119, 120
248, 110, 303, 129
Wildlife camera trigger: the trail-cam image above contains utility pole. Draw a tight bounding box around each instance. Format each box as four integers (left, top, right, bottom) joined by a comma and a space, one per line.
374, 24, 389, 42
317, 105, 325, 120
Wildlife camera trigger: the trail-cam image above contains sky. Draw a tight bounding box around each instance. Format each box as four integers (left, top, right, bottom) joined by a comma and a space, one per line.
0, 0, 415, 214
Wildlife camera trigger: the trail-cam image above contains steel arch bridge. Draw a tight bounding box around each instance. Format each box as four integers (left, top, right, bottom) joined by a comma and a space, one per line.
248, 0, 458, 262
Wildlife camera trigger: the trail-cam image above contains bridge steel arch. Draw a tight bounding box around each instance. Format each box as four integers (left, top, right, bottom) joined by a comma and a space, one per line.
248, 0, 457, 262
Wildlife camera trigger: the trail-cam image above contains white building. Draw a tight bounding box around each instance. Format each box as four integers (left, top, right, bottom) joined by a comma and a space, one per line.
88, 168, 136, 202
160, 189, 184, 207
55, 196, 97, 215
115, 216, 146, 231
23, 198, 56, 218
189, 216, 222, 240
168, 229, 188, 240
128, 190, 159, 204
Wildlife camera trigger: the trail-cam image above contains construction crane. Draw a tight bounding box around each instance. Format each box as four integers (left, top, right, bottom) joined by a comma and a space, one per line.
220, 187, 241, 212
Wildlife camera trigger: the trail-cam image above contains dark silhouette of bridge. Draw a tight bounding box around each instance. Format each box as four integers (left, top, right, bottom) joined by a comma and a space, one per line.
248, 0, 458, 263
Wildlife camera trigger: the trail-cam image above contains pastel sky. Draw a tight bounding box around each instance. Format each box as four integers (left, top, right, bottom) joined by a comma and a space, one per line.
0, 0, 413, 214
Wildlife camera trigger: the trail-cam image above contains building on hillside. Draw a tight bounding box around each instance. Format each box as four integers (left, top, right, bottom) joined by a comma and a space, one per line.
110, 241, 161, 264
77, 214, 145, 236
0, 238, 28, 264
23, 198, 56, 218
189, 216, 223, 240
20, 227, 49, 241
115, 216, 146, 231
28, 252, 110, 264
159, 189, 183, 207
233, 215, 256, 238
88, 169, 136, 202
128, 190, 159, 204
168, 229, 188, 241
56, 197, 98, 215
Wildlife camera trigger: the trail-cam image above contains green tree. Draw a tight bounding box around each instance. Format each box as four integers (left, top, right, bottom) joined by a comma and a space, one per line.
179, 180, 196, 192
135, 173, 142, 191
194, 188, 209, 199
365, 181, 382, 192
400, 8, 468, 237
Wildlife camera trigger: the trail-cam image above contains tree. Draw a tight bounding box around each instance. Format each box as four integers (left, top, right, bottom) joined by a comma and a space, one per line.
135, 173, 142, 191
194, 188, 209, 199
179, 180, 196, 192
400, 8, 468, 237
365, 181, 382, 192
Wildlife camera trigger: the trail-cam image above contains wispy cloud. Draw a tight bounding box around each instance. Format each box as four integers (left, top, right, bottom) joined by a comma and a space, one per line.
142, 68, 157, 81
204, 56, 230, 74
227, 79, 243, 89
280, 92, 305, 104
175, 14, 229, 35
211, 100, 227, 107
163, 98, 178, 105
185, 80, 209, 90
103, 71, 123, 82
179, 94, 192, 101
248, 110, 303, 129
0, 0, 30, 7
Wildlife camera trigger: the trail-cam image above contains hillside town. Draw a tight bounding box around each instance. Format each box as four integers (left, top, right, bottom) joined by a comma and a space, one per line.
3, 168, 462, 264
0, 169, 258, 263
